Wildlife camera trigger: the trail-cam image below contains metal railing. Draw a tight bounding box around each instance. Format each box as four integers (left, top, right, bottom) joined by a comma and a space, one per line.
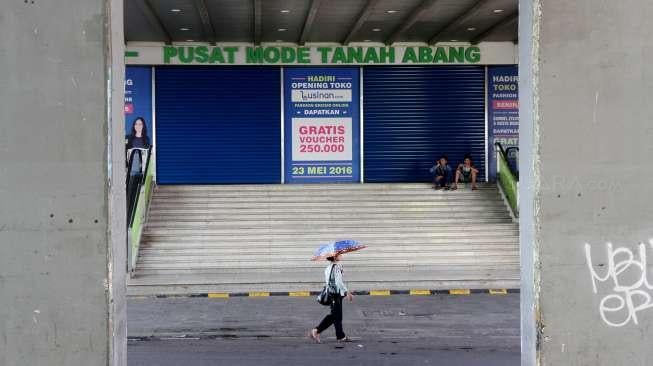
126, 147, 154, 274
126, 148, 151, 224
495, 142, 519, 217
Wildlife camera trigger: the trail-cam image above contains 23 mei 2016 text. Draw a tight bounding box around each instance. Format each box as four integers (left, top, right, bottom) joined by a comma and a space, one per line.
292, 166, 352, 176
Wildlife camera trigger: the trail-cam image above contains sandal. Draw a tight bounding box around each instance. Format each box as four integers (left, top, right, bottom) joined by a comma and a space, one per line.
309, 329, 321, 343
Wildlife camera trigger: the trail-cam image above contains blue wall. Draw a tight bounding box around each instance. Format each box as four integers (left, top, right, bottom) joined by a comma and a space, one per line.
155, 66, 281, 184
363, 66, 486, 183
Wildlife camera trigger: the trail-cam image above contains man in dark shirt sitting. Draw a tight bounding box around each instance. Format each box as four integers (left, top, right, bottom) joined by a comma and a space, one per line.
430, 156, 452, 190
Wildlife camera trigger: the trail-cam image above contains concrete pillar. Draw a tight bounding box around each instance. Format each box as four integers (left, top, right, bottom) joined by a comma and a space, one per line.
521, 0, 653, 364
0, 1, 126, 365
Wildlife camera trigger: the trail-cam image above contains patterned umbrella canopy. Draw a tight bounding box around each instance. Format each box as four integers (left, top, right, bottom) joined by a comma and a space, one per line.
311, 240, 366, 261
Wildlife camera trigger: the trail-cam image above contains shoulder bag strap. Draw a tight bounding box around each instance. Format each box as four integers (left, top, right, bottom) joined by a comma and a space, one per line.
327, 264, 336, 290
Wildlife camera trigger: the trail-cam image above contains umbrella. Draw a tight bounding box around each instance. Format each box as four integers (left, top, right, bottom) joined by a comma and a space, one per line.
311, 240, 366, 261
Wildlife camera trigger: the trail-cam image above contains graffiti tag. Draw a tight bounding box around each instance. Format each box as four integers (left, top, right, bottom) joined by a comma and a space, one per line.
584, 240, 653, 327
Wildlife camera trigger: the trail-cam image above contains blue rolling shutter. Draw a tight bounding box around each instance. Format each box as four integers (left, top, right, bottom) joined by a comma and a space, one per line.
363, 66, 486, 183
155, 67, 281, 184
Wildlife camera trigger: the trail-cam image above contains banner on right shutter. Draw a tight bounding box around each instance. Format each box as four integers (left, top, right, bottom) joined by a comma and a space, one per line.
488, 66, 519, 182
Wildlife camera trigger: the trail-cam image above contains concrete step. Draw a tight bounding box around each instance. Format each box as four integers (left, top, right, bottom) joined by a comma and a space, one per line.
138, 248, 519, 259
140, 236, 517, 246
147, 204, 508, 213
140, 242, 518, 251
136, 259, 520, 268
129, 278, 521, 289
139, 259, 520, 268
140, 246, 518, 254
135, 259, 519, 271
148, 205, 508, 214
155, 191, 501, 203
143, 222, 516, 231
144, 218, 513, 228
139, 237, 519, 246
151, 192, 503, 200
154, 182, 495, 192
143, 232, 519, 244
154, 184, 498, 192
148, 196, 506, 205
144, 232, 518, 240
127, 281, 521, 296
146, 211, 511, 220
129, 264, 521, 294
141, 240, 518, 249
150, 186, 503, 198
145, 217, 513, 226
131, 264, 520, 276
136, 262, 519, 271
129, 267, 518, 284
149, 203, 508, 211
127, 266, 520, 295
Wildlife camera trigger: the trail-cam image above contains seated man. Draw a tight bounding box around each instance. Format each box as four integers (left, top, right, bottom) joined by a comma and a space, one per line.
429, 156, 452, 190
453, 155, 479, 190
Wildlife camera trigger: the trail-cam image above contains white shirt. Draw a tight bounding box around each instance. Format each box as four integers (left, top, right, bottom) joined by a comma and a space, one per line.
324, 263, 348, 296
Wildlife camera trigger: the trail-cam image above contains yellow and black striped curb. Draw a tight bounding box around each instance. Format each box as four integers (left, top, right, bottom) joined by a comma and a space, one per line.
144, 289, 519, 299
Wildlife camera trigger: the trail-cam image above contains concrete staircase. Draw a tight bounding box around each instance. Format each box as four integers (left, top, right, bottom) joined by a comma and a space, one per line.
128, 183, 519, 296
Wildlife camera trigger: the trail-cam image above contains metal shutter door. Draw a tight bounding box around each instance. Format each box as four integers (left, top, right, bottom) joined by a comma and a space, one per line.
363, 66, 486, 183
155, 67, 281, 184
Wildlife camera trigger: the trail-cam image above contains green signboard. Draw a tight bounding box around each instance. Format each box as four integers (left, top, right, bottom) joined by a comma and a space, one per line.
126, 42, 518, 66
161, 45, 481, 65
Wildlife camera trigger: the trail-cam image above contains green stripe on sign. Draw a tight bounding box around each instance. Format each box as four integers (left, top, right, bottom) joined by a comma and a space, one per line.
125, 51, 139, 58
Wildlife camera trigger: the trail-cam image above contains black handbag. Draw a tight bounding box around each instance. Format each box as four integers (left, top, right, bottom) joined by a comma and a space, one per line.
316, 264, 337, 306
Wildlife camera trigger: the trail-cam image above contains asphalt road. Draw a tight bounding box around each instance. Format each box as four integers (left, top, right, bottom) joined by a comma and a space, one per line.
128, 294, 520, 366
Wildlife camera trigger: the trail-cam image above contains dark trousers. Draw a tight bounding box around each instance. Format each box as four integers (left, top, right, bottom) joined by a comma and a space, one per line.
316, 295, 345, 339
433, 173, 451, 187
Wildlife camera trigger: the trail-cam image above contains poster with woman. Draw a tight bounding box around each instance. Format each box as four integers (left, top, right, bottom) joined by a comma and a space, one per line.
124, 66, 153, 175
124, 66, 153, 222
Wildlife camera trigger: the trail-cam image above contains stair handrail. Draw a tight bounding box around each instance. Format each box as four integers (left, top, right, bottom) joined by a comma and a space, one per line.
495, 142, 519, 179
126, 148, 146, 225
495, 142, 519, 217
127, 147, 155, 274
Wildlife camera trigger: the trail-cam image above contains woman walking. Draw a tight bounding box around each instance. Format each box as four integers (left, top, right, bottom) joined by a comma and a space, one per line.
310, 254, 354, 343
